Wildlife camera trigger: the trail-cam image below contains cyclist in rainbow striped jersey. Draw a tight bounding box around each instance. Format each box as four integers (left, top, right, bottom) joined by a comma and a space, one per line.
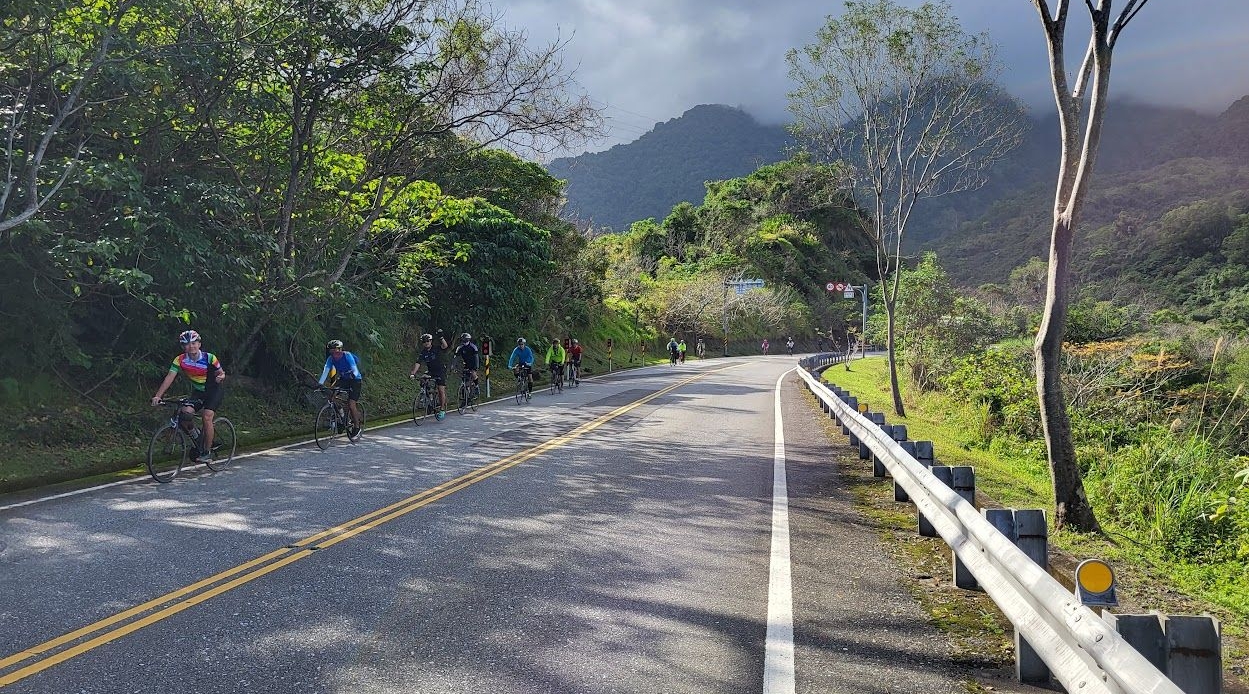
150, 330, 226, 463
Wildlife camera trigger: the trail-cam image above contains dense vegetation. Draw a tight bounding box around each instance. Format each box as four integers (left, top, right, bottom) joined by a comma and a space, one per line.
868, 253, 1249, 618
547, 105, 794, 231
0, 0, 613, 490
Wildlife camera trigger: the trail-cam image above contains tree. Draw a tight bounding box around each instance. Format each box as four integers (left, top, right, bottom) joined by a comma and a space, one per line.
787, 0, 1026, 416
0, 0, 147, 235
1028, 0, 1149, 531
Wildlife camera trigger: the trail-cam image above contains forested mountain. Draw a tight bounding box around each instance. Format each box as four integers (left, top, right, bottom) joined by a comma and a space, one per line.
928, 96, 1249, 327
547, 105, 793, 230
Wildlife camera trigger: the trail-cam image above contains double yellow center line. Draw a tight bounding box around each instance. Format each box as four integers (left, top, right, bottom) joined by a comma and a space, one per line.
0, 366, 731, 688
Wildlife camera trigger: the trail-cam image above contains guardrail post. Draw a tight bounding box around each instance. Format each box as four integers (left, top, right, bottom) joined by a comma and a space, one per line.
982, 509, 1050, 684
873, 423, 892, 472
919, 466, 951, 537
843, 397, 858, 437
894, 441, 916, 502
950, 467, 977, 588
1103, 613, 1167, 675
1168, 615, 1222, 693
915, 440, 934, 468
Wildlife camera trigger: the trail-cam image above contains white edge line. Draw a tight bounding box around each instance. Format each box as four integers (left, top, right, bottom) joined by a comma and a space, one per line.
0, 358, 736, 512
764, 367, 797, 694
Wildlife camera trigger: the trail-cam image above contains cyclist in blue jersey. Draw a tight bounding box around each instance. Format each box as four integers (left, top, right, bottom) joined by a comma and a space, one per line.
319, 339, 364, 436
508, 337, 535, 390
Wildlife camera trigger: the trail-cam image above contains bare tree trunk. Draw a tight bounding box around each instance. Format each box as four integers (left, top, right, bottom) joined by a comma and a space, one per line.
885, 298, 906, 417
1034, 215, 1100, 531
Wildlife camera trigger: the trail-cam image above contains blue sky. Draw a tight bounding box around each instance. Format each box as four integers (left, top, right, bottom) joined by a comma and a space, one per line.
500, 0, 1249, 156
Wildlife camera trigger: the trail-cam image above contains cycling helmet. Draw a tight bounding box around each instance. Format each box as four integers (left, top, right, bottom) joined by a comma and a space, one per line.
572, 338, 579, 345
420, 333, 433, 342
326, 339, 344, 350
178, 330, 201, 344
460, 332, 472, 342
517, 337, 527, 346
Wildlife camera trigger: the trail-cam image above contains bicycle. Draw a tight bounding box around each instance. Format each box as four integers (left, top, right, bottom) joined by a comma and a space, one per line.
566, 362, 580, 388
548, 365, 563, 395
412, 374, 437, 424
147, 397, 237, 483
456, 370, 479, 414
513, 365, 532, 404
669, 350, 679, 365
314, 386, 366, 450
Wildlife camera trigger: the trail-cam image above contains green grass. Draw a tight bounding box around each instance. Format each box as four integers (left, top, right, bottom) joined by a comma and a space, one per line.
821, 357, 1249, 652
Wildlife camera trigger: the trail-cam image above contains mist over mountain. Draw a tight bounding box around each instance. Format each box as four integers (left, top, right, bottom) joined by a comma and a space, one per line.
547, 105, 793, 231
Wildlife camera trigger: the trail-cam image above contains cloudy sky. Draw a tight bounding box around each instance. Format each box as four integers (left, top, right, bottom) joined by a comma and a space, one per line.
499, 0, 1249, 157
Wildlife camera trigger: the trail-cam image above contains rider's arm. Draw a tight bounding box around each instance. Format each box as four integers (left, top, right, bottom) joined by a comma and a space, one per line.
345, 352, 362, 380
151, 366, 178, 403
508, 348, 518, 369
318, 356, 333, 385
409, 357, 422, 378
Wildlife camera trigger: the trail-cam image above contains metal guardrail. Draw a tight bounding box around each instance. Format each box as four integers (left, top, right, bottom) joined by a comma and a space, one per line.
796, 354, 1184, 694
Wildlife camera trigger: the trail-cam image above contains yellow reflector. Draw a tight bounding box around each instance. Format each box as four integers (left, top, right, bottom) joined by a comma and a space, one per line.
1077, 559, 1114, 594
858, 403, 869, 413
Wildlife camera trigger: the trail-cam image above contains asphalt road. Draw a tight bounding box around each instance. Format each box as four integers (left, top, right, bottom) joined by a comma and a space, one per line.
0, 357, 987, 693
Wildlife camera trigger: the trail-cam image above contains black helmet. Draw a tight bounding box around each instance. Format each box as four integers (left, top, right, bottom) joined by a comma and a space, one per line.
326, 339, 344, 350
460, 332, 472, 342
517, 337, 527, 346
420, 333, 433, 342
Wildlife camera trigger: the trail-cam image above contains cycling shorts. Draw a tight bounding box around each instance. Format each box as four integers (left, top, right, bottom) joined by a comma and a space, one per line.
189, 385, 224, 412
339, 379, 363, 402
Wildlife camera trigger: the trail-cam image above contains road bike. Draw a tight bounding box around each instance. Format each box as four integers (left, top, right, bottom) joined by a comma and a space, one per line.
412, 374, 437, 424
314, 386, 365, 450
669, 350, 679, 365
565, 362, 580, 388
548, 365, 563, 395
147, 397, 237, 483
457, 370, 479, 414
513, 365, 532, 404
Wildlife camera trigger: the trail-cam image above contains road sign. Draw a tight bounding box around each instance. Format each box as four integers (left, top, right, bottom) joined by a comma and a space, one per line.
827, 281, 850, 292
826, 282, 836, 291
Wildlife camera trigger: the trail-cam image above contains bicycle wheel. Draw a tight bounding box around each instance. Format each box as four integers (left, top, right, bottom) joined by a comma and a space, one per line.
569, 366, 578, 388
412, 391, 424, 425
515, 379, 524, 405
205, 417, 237, 471
349, 404, 366, 442
468, 383, 478, 412
147, 425, 188, 483
524, 379, 531, 402
315, 403, 339, 450
457, 383, 468, 414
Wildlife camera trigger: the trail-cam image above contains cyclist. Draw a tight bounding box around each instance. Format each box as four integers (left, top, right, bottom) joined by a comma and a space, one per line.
545, 336, 566, 388
666, 337, 679, 365
317, 339, 364, 436
567, 338, 583, 383
696, 338, 706, 359
455, 333, 481, 398
410, 330, 449, 420
786, 336, 795, 356
677, 338, 687, 364
150, 329, 226, 464
508, 337, 536, 391
761, 338, 770, 355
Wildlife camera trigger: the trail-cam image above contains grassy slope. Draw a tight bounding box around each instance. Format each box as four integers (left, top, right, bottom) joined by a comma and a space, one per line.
821, 357, 1248, 669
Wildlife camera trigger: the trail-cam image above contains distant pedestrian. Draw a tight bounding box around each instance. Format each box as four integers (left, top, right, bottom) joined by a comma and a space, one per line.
761, 338, 770, 355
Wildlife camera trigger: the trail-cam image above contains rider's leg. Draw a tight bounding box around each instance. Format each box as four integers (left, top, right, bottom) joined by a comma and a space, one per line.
348, 399, 361, 427
201, 408, 216, 453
